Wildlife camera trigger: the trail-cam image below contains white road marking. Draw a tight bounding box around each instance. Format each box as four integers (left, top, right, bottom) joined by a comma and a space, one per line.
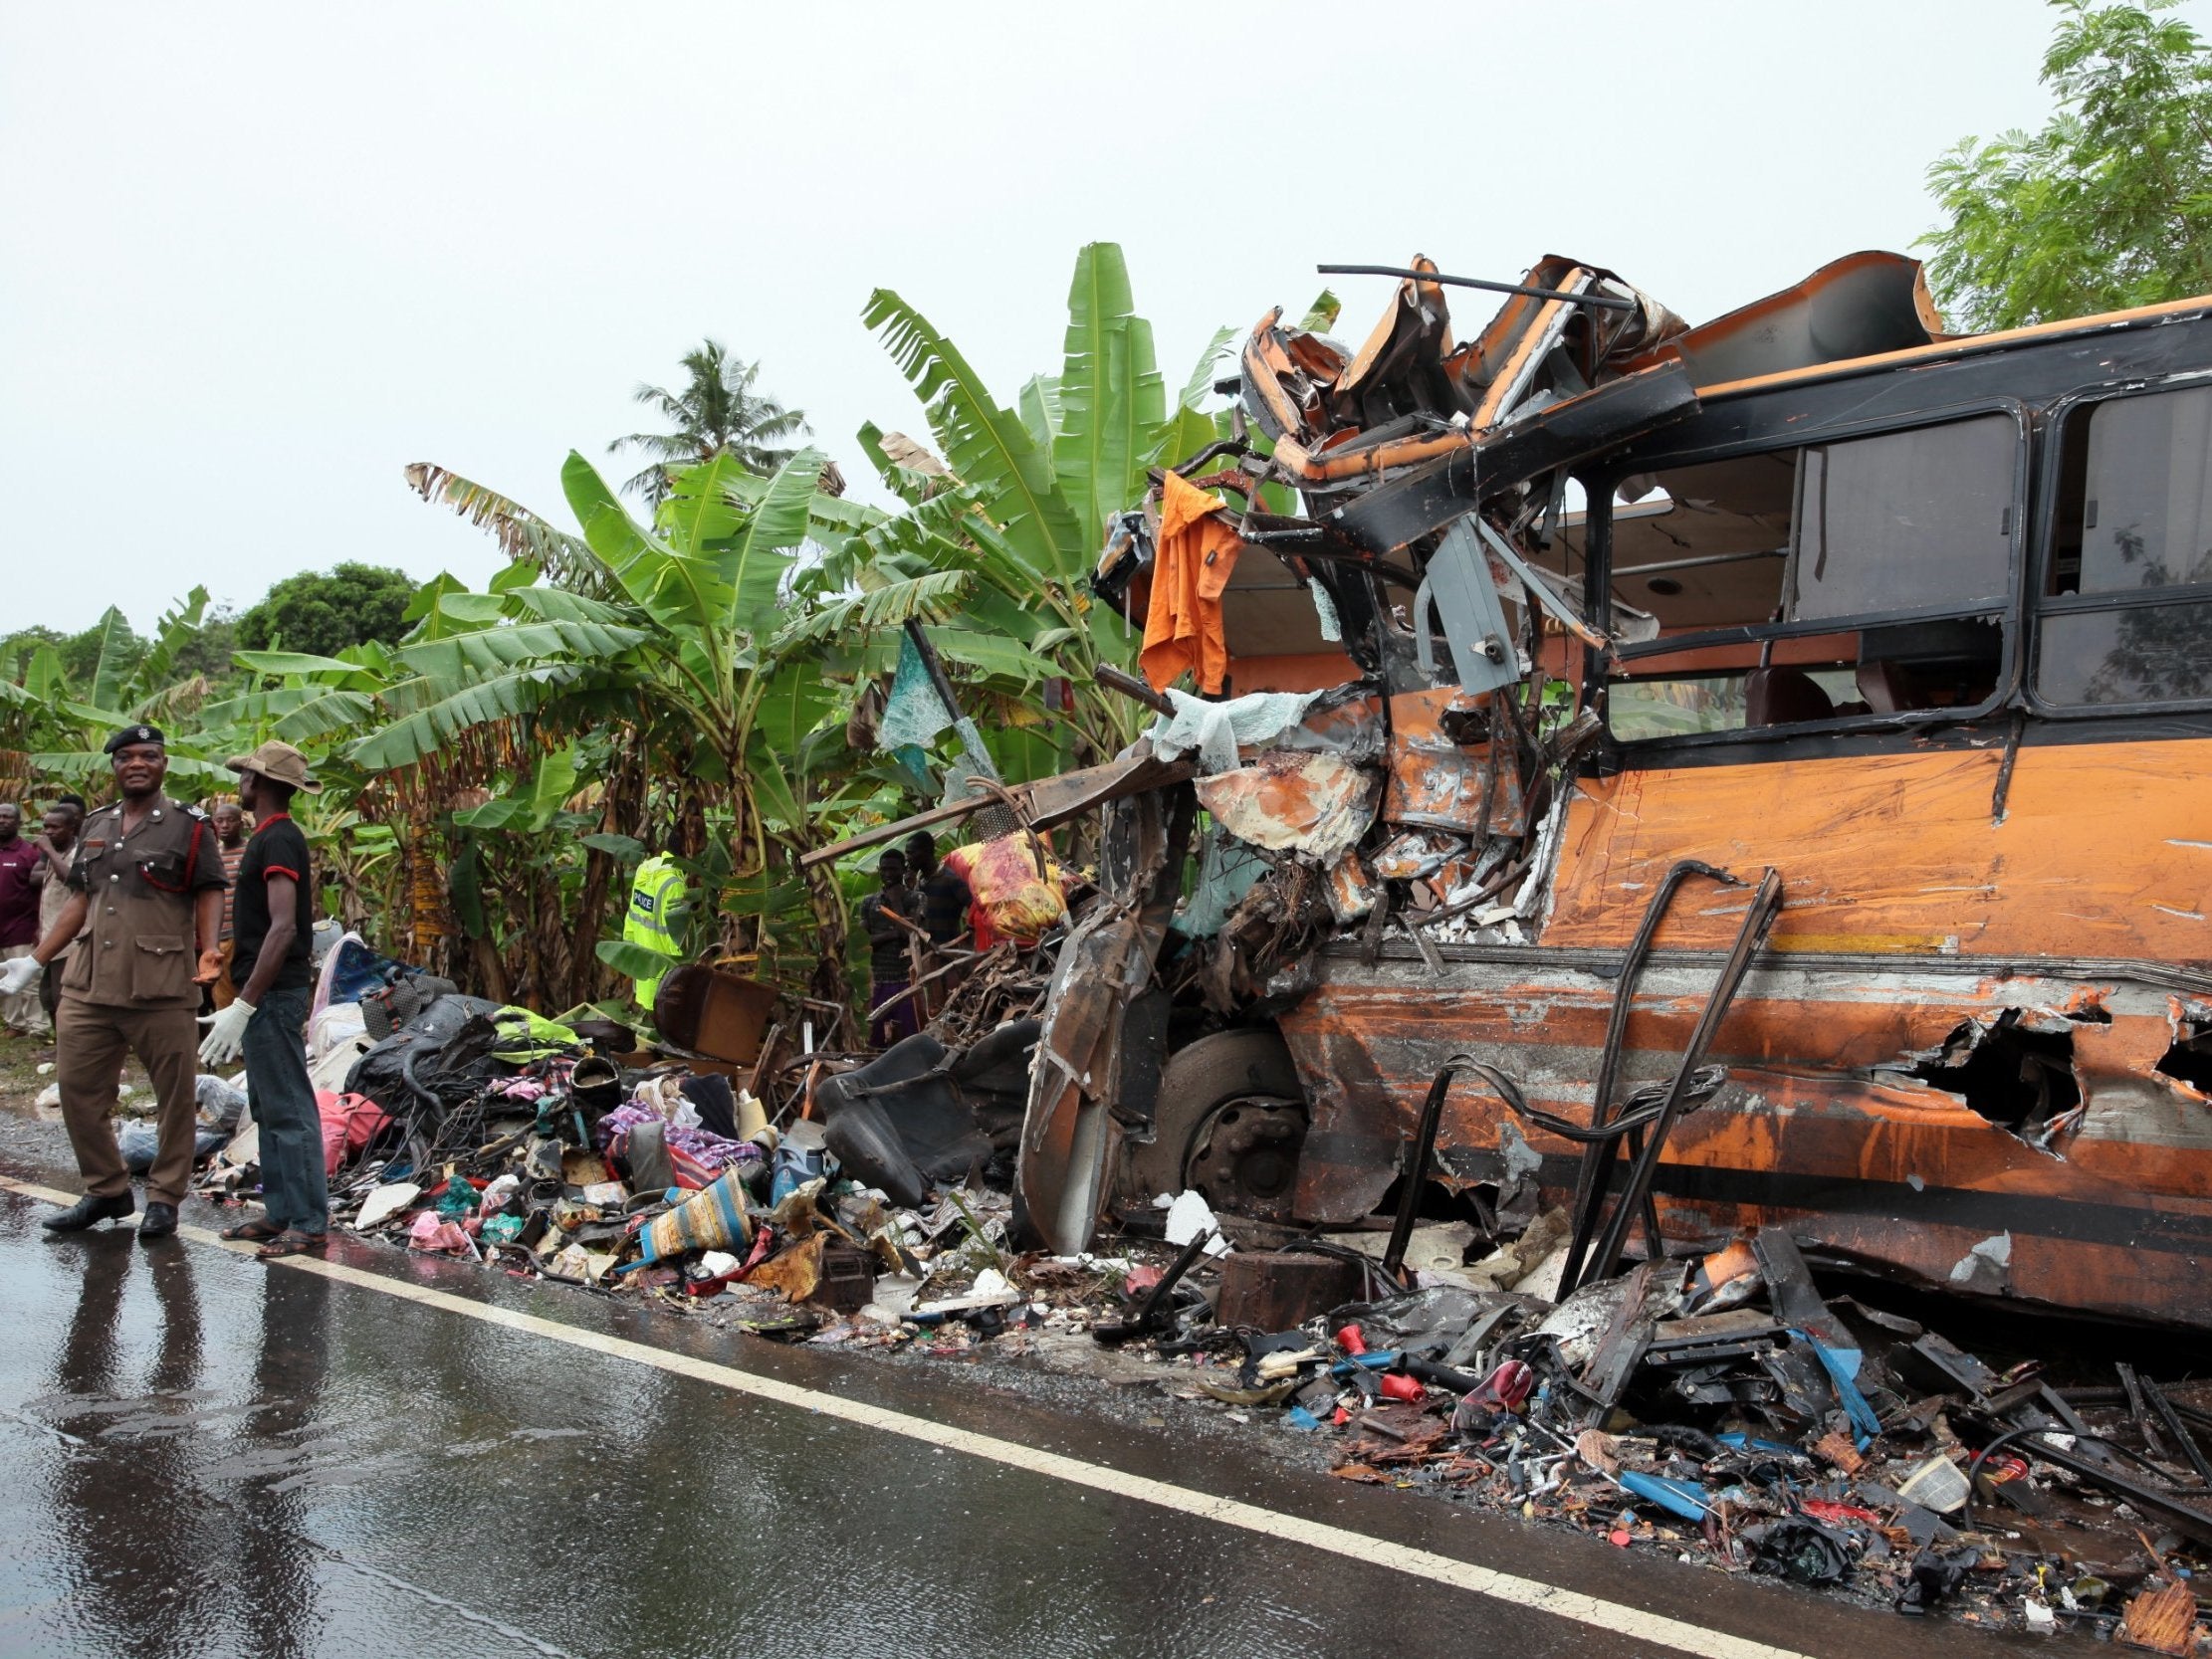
2, 1177, 1817, 1659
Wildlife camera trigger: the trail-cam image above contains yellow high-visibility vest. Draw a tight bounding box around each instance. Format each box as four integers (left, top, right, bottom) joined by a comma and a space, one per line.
623, 854, 687, 1013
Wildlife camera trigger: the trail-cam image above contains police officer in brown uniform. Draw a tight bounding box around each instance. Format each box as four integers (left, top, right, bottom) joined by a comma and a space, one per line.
0, 726, 229, 1238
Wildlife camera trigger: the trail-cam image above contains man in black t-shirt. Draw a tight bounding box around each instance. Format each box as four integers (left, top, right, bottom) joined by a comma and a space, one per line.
197, 740, 327, 1259
856, 849, 923, 1049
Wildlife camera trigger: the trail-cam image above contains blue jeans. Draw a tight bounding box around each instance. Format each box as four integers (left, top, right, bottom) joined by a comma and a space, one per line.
243, 984, 328, 1235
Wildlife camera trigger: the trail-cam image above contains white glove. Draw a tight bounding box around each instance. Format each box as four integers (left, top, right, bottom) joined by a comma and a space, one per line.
0, 956, 39, 997
197, 998, 256, 1067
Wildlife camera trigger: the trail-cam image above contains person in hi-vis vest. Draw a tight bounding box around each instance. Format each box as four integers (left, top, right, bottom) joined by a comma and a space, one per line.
624, 853, 686, 1016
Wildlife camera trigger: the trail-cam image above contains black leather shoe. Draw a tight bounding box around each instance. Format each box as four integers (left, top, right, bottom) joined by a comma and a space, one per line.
42, 1192, 135, 1232
137, 1202, 178, 1241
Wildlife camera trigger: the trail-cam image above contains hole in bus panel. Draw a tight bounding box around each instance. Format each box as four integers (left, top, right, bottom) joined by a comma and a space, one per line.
1602, 417, 2015, 740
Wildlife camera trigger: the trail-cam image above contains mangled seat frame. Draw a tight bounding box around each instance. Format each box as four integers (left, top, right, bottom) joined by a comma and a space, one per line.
999, 248, 2212, 1331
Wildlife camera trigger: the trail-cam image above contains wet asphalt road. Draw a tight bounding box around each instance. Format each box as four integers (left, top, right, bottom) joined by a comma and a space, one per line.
0, 1161, 2036, 1659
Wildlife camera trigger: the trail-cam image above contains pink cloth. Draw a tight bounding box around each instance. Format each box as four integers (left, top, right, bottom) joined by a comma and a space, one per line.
317, 1091, 391, 1176
408, 1211, 472, 1254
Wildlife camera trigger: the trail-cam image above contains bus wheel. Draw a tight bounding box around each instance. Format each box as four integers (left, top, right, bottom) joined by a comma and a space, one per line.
1124, 1029, 1307, 1224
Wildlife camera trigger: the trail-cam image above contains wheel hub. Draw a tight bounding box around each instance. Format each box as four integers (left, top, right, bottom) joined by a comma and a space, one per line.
1186, 1094, 1307, 1222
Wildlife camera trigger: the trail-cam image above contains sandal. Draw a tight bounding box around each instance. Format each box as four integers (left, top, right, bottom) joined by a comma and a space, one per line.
220, 1218, 283, 1243
256, 1231, 328, 1260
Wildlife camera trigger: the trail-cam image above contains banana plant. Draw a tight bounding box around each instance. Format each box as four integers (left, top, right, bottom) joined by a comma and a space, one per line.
385, 447, 865, 997
9, 588, 238, 792
823, 242, 1259, 778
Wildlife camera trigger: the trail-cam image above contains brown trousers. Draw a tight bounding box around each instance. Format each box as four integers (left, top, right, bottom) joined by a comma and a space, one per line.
56, 995, 200, 1205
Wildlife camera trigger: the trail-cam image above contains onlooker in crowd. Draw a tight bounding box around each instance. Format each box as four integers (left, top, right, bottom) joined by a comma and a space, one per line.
0, 803, 46, 1035
209, 800, 249, 1009
34, 802, 81, 1030
904, 830, 972, 947
0, 726, 229, 1239
198, 741, 327, 1259
857, 848, 924, 1049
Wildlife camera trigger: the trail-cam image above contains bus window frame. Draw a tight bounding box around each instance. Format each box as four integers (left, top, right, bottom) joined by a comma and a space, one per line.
1588, 396, 2033, 754
2028, 376, 2212, 720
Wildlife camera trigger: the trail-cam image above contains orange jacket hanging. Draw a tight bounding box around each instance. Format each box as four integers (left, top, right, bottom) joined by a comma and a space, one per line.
1139, 470, 1243, 695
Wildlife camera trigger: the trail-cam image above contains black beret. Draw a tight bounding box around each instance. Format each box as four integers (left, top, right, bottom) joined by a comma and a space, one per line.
104, 725, 165, 754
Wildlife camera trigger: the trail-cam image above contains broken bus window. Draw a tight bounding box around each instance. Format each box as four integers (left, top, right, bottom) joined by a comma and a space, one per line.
2037, 381, 2212, 707
1600, 412, 2018, 740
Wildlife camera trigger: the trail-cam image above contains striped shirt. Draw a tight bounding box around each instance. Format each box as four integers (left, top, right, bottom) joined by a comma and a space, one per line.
218, 841, 247, 940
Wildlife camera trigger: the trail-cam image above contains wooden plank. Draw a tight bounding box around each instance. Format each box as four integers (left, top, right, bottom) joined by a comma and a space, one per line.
799, 754, 1193, 869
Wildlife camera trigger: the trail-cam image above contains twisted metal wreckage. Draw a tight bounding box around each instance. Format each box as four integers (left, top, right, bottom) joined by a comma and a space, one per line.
820, 250, 2212, 1332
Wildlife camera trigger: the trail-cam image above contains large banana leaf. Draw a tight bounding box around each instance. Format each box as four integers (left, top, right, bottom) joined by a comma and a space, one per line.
85, 608, 135, 718
1054, 242, 1163, 553
428, 591, 511, 627
746, 669, 838, 835
1176, 325, 1236, 411
31, 748, 232, 785
562, 453, 727, 642
232, 650, 375, 683
1018, 373, 1062, 452
195, 685, 332, 727
135, 587, 210, 693
501, 586, 638, 627
717, 450, 822, 634
452, 743, 580, 831
19, 645, 65, 707
750, 670, 837, 757
923, 627, 1057, 685
773, 568, 977, 649
863, 288, 1084, 582
348, 664, 586, 771
405, 462, 611, 592
271, 689, 382, 746
396, 618, 647, 681
660, 450, 751, 556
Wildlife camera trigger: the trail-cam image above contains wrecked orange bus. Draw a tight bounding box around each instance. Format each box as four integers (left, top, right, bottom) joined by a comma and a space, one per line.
1004, 252, 2212, 1331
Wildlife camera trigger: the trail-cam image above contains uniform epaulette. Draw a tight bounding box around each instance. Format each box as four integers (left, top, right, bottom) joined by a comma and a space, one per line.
182, 804, 207, 819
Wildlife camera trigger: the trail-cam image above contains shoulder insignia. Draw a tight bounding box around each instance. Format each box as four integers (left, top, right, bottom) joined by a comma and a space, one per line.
182, 804, 207, 819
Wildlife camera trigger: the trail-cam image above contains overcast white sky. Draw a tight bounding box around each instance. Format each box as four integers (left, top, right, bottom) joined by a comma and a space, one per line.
5, 0, 2190, 634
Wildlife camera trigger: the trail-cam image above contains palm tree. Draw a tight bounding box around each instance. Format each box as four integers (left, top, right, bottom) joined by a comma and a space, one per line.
608, 340, 813, 507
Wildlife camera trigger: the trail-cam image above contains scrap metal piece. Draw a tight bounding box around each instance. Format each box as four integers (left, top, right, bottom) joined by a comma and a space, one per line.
1557, 860, 1753, 1294
1317, 263, 1640, 313
1621, 249, 1945, 387
1325, 362, 1699, 555
1575, 868, 1786, 1288
1381, 687, 1526, 839
2145, 1374, 2212, 1489
2118, 1360, 2171, 1461
1471, 518, 1608, 651
1193, 749, 1378, 861
1383, 1056, 1468, 1282
1578, 1260, 1659, 1422
1216, 1250, 1366, 1332
1414, 518, 1520, 697
1017, 787, 1192, 1254
1093, 1226, 1215, 1347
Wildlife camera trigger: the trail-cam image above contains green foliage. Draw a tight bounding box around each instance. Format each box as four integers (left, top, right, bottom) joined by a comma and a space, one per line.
2, 240, 1259, 1018
852, 241, 1246, 775
1922, 0, 2212, 330
238, 563, 416, 659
